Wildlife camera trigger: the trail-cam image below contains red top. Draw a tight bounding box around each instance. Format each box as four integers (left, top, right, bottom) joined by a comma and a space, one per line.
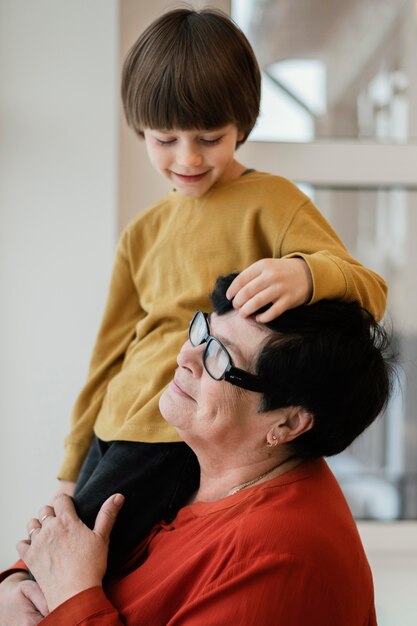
7, 459, 377, 625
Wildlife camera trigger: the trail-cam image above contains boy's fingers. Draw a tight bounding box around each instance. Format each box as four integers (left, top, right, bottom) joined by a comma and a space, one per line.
237, 282, 281, 315
255, 299, 290, 322
230, 277, 268, 309
93, 494, 125, 545
238, 291, 273, 317
226, 264, 262, 299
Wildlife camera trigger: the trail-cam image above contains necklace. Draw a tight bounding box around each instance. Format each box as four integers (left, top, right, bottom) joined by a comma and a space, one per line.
228, 454, 299, 496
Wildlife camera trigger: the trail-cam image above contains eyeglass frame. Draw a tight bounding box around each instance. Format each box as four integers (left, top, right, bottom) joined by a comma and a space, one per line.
188, 310, 268, 393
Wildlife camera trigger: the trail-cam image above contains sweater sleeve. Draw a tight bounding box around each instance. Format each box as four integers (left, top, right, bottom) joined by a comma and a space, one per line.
58, 229, 145, 481
279, 198, 387, 320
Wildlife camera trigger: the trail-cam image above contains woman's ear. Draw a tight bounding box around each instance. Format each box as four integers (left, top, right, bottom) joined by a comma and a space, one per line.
268, 407, 314, 445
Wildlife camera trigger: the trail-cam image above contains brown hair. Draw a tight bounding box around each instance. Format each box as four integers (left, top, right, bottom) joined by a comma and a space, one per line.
121, 8, 261, 146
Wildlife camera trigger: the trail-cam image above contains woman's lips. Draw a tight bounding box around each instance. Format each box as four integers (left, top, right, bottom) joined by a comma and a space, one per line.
170, 378, 194, 400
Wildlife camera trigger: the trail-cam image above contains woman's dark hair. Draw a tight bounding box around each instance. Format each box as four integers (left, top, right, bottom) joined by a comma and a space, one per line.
121, 8, 261, 146
211, 273, 397, 458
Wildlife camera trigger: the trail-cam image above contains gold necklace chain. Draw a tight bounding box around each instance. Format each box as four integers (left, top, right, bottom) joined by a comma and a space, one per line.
228, 454, 298, 496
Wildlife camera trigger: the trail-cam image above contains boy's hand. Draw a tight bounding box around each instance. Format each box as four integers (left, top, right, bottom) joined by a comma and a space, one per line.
226, 258, 313, 323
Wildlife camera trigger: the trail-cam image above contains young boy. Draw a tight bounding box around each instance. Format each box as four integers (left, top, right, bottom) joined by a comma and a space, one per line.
57, 8, 387, 570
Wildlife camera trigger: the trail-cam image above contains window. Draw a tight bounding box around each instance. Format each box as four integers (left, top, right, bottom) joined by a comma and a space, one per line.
233, 0, 417, 520
233, 0, 416, 143
306, 186, 417, 520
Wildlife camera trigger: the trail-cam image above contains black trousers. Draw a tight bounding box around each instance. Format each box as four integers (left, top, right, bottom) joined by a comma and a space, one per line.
72, 437, 200, 573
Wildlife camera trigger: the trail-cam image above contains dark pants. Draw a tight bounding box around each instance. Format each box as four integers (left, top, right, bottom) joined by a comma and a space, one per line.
73, 437, 200, 573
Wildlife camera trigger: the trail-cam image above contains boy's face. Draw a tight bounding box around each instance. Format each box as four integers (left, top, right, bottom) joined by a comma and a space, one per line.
143, 124, 244, 197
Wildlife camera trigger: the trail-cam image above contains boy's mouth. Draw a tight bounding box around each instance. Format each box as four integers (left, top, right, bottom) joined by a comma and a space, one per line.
172, 171, 209, 183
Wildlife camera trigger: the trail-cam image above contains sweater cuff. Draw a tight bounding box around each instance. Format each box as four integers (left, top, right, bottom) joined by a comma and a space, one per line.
283, 252, 347, 304
57, 441, 92, 482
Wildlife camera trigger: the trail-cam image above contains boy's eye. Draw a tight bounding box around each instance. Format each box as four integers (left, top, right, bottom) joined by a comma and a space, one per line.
200, 137, 222, 146
155, 138, 176, 146
152, 134, 223, 146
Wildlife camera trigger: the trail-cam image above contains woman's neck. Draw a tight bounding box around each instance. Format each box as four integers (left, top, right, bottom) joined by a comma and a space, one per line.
190, 454, 302, 504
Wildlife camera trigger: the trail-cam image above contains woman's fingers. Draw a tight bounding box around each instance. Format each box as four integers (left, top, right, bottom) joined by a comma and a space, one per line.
93, 494, 125, 545
37, 505, 56, 525
21, 580, 49, 617
26, 518, 42, 542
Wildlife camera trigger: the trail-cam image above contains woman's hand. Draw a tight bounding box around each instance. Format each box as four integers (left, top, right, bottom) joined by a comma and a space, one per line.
17, 493, 124, 612
226, 258, 313, 323
0, 571, 48, 626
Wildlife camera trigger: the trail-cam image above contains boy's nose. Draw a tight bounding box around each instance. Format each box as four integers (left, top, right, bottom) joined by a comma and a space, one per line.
177, 145, 203, 168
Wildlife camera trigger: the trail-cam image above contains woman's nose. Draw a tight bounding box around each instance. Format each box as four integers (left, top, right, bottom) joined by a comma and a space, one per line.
177, 340, 204, 375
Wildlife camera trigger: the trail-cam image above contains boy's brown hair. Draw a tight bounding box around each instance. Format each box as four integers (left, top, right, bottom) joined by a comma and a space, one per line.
121, 8, 261, 146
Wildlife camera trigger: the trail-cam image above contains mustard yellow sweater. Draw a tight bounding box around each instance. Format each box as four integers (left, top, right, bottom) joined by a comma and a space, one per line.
59, 172, 387, 480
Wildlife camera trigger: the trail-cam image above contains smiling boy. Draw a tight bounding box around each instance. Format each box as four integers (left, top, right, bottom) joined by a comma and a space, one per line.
143, 125, 245, 197
54, 8, 387, 572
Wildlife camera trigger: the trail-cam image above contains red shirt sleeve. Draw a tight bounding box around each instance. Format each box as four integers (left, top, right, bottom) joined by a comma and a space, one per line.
41, 587, 124, 626
0, 559, 29, 583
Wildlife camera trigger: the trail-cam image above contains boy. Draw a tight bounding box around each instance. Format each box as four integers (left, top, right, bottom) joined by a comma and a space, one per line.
57, 8, 387, 570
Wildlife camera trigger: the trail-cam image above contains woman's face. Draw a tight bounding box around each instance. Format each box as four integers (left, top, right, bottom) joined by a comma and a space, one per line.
159, 311, 272, 448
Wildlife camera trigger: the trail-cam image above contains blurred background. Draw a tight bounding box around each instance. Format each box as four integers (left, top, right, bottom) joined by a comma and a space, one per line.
1, 1, 417, 623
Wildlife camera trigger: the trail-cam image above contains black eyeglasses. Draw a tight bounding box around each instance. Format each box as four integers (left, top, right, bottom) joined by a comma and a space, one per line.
188, 310, 267, 393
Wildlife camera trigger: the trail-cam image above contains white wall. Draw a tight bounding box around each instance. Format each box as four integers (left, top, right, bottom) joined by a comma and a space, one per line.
357, 523, 417, 626
0, 0, 118, 568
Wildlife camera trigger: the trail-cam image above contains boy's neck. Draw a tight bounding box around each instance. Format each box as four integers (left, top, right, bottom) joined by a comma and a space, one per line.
223, 159, 247, 184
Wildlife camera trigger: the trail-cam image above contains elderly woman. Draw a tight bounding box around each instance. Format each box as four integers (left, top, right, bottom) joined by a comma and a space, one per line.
0, 274, 393, 626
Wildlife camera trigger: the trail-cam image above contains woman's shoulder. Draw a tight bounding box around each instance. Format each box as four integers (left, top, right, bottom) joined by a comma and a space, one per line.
238, 460, 364, 565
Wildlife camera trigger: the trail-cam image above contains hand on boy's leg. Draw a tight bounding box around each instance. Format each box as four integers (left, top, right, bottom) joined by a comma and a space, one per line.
226, 258, 313, 323
17, 494, 124, 612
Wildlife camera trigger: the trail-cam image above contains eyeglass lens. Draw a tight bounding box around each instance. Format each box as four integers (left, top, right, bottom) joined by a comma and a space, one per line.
204, 339, 230, 380
189, 311, 208, 346
189, 312, 230, 380
188, 310, 267, 393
